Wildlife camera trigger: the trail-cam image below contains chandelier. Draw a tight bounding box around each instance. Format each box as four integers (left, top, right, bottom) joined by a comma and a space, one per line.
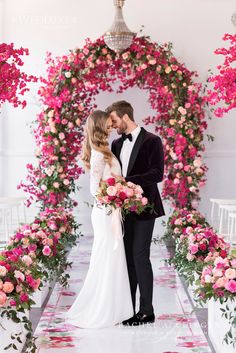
232, 11, 236, 26
104, 0, 136, 53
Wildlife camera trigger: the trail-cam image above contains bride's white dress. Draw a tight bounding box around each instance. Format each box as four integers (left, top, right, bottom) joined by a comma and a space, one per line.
65, 149, 133, 328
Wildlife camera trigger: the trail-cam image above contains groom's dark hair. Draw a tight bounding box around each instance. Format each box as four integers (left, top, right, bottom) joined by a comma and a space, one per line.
105, 100, 134, 121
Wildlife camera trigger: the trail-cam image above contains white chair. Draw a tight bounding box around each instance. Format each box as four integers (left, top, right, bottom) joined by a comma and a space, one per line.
210, 198, 236, 232
228, 212, 236, 251
0, 197, 27, 243
219, 205, 236, 235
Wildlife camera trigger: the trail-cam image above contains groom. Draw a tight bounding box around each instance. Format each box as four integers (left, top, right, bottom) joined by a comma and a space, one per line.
106, 101, 165, 326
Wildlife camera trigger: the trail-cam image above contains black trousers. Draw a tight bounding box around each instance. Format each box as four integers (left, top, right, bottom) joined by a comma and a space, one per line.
124, 216, 155, 316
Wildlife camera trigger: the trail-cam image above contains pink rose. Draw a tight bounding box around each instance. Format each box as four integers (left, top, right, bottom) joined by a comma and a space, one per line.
184, 165, 191, 172
42, 245, 51, 256
59, 132, 65, 140
20, 293, 29, 303
187, 176, 193, 184
0, 265, 8, 277
28, 244, 37, 252
213, 277, 228, 288
107, 186, 117, 196
126, 188, 134, 197
231, 259, 236, 268
0, 290, 7, 306
53, 182, 60, 188
3, 281, 14, 293
135, 185, 143, 194
76, 118, 81, 126
48, 221, 58, 230
225, 268, 236, 279
14, 270, 25, 282
130, 205, 138, 212
186, 226, 193, 234
178, 106, 187, 115
225, 279, 236, 293
122, 52, 129, 60
149, 59, 156, 65
63, 179, 70, 186
21, 255, 33, 267
119, 192, 127, 200
9, 299, 16, 307
165, 66, 171, 74
189, 244, 199, 254
140, 63, 147, 70
16, 285, 23, 293
186, 253, 195, 261
107, 177, 116, 186
141, 197, 148, 206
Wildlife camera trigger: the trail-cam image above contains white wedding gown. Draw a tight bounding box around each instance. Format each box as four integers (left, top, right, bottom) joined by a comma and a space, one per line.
65, 149, 133, 328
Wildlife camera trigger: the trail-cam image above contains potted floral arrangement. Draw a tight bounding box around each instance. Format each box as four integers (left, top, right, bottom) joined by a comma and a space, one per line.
168, 226, 229, 287
0, 247, 42, 352
196, 255, 236, 351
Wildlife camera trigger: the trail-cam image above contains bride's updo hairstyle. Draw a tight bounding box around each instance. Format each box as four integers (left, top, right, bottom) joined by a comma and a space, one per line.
81, 110, 113, 169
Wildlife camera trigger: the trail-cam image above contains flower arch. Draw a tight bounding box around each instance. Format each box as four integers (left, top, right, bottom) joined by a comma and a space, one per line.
19, 36, 208, 213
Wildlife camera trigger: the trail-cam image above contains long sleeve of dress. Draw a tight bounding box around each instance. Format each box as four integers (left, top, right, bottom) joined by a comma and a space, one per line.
90, 150, 106, 197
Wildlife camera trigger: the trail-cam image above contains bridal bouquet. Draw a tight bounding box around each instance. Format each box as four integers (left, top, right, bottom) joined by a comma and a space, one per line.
95, 177, 152, 215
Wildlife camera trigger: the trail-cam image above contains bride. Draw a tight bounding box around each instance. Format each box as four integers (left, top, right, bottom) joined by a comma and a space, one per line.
65, 110, 134, 328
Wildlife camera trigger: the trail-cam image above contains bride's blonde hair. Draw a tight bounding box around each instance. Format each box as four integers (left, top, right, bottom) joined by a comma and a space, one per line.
81, 110, 113, 169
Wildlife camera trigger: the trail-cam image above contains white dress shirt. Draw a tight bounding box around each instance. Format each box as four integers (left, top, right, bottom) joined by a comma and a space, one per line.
120, 126, 141, 177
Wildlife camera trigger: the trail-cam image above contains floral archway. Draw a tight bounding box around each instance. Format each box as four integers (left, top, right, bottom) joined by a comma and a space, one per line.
20, 36, 208, 212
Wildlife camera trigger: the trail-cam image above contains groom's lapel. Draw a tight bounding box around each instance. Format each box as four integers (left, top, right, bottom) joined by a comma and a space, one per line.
116, 138, 123, 168
127, 127, 146, 177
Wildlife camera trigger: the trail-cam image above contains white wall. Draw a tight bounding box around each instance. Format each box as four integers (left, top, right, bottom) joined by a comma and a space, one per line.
1, 0, 236, 234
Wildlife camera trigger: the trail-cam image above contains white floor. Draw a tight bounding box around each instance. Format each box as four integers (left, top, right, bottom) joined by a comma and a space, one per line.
34, 234, 212, 353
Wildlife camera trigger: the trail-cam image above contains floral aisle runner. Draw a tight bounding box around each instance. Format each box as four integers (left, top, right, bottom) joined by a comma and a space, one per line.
34, 236, 212, 353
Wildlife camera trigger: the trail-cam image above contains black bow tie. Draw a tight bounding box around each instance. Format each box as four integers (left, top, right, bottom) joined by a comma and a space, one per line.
122, 133, 132, 142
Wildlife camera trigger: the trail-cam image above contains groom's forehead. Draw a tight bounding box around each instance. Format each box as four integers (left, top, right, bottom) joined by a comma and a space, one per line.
110, 111, 122, 119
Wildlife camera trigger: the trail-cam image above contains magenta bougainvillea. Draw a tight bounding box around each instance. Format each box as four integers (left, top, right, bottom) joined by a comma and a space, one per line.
0, 43, 37, 108
207, 33, 236, 117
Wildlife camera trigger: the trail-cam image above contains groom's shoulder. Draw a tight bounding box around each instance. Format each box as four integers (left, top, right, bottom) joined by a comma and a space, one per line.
143, 129, 162, 143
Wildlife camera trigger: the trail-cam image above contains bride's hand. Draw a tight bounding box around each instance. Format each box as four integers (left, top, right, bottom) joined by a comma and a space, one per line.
111, 173, 125, 182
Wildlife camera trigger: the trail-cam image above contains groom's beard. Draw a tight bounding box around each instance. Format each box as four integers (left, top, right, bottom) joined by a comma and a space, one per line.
117, 120, 128, 135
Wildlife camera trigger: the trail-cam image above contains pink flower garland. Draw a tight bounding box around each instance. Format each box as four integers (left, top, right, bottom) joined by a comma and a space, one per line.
18, 36, 208, 212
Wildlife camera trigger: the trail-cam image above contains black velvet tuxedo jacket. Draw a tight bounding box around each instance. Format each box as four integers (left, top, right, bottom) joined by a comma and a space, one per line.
111, 127, 165, 220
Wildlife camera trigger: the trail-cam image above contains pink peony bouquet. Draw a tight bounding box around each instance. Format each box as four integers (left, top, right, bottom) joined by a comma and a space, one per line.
198, 256, 236, 299
95, 177, 152, 215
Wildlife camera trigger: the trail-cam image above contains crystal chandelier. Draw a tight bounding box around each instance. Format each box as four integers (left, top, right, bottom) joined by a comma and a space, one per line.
232, 11, 236, 26
104, 0, 136, 53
